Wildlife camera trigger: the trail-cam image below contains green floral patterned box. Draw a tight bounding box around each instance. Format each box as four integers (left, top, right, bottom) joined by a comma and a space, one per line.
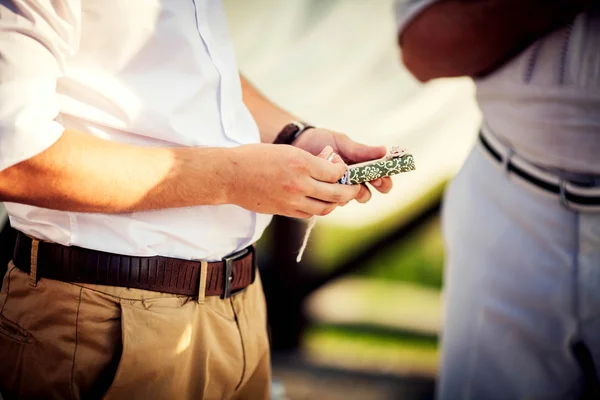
338, 147, 415, 185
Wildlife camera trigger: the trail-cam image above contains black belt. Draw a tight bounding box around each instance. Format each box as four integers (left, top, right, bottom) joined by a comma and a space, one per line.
479, 133, 600, 207
12, 232, 256, 298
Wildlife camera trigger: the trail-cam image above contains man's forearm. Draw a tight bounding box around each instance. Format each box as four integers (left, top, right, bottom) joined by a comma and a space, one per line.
0, 129, 231, 213
400, 0, 592, 81
240, 75, 298, 143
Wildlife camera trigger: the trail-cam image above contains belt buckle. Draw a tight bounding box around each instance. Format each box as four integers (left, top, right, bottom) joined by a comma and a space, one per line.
221, 245, 255, 299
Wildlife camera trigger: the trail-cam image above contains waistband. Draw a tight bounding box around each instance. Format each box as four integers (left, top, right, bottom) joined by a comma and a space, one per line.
479, 128, 600, 213
12, 232, 257, 299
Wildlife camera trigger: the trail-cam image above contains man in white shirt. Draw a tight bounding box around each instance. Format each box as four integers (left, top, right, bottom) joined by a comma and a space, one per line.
0, 1, 394, 399
397, 0, 600, 399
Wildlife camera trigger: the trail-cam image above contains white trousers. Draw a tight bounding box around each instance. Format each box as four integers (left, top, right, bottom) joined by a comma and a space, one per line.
438, 142, 600, 399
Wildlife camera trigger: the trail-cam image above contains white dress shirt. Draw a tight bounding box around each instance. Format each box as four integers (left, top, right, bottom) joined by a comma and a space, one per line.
396, 1, 600, 176
0, 0, 272, 261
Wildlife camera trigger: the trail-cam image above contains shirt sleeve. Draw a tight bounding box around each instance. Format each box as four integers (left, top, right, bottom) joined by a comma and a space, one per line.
395, 0, 441, 36
0, 0, 80, 172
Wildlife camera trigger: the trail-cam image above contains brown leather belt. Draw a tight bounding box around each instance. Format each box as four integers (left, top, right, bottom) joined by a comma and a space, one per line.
12, 232, 256, 298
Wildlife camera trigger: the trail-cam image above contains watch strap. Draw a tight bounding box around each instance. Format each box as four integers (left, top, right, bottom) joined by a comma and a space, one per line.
273, 121, 314, 145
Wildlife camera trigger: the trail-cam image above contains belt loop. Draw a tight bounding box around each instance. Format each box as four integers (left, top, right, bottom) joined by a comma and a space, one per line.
559, 180, 570, 209
197, 261, 208, 304
502, 148, 515, 175
29, 239, 39, 287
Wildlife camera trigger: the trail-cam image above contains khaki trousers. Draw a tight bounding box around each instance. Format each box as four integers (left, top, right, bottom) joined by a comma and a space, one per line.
0, 262, 271, 400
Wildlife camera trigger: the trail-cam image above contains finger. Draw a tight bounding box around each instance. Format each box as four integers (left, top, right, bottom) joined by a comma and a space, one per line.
337, 135, 387, 164
317, 146, 335, 160
296, 197, 339, 217
289, 210, 314, 219
331, 154, 344, 164
309, 181, 361, 203
370, 177, 393, 194
355, 184, 372, 203
308, 156, 348, 183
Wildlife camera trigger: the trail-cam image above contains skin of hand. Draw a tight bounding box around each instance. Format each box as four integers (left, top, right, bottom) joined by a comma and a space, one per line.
226, 142, 361, 219
292, 127, 393, 203
240, 75, 394, 204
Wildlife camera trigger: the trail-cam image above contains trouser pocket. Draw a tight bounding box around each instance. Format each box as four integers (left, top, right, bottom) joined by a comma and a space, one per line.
0, 266, 35, 398
0, 312, 32, 397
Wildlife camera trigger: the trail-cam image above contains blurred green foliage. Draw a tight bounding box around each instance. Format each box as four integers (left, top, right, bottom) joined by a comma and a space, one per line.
310, 181, 446, 274
355, 216, 444, 289
305, 324, 439, 374
260, 184, 447, 375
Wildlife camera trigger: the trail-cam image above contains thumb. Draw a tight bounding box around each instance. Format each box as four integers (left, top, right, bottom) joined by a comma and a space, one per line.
343, 139, 387, 163
317, 146, 345, 165
317, 146, 335, 160
309, 146, 347, 182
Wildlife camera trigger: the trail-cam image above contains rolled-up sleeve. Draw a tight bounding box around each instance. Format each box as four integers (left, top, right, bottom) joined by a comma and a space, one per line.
395, 0, 441, 36
0, 0, 80, 172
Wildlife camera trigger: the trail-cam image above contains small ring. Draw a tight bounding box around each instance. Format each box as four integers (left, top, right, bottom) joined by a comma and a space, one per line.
327, 153, 337, 162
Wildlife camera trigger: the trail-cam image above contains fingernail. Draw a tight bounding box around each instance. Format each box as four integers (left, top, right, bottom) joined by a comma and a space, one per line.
372, 179, 382, 187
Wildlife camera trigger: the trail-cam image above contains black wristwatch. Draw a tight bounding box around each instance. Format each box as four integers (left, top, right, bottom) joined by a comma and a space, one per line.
273, 121, 314, 145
